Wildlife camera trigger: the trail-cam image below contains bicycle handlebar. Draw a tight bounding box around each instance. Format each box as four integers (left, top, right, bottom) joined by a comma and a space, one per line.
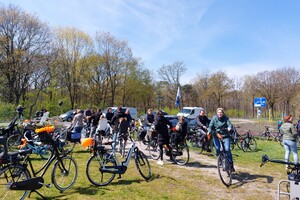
260, 154, 300, 168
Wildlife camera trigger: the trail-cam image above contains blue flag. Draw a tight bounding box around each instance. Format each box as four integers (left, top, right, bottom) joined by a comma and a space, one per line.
175, 86, 181, 107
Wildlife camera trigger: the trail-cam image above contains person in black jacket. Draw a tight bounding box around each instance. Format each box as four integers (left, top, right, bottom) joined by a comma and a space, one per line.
90, 108, 102, 137
146, 109, 154, 124
195, 110, 210, 145
155, 110, 173, 165
111, 107, 126, 134
106, 108, 114, 125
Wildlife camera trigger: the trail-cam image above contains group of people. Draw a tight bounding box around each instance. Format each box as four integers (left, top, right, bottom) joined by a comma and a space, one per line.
72, 105, 300, 172
144, 107, 235, 170
71, 107, 134, 141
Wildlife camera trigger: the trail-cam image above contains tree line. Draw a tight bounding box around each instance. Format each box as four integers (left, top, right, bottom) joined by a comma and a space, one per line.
0, 4, 299, 119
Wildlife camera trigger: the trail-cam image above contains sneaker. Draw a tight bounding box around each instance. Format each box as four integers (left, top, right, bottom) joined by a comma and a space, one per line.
157, 160, 164, 165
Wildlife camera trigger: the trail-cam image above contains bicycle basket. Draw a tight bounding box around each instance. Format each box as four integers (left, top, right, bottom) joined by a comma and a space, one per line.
35, 125, 55, 144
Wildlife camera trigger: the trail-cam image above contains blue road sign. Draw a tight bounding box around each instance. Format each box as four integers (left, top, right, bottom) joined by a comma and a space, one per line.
254, 97, 267, 107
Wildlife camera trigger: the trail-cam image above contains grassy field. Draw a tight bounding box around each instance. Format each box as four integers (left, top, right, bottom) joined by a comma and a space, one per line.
0, 138, 291, 200
0, 118, 295, 199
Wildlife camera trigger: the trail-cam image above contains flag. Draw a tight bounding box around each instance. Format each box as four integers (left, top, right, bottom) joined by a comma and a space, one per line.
175, 86, 181, 107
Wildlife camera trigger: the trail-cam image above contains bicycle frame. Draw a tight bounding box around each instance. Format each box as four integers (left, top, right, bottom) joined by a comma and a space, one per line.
100, 133, 137, 174
261, 155, 300, 199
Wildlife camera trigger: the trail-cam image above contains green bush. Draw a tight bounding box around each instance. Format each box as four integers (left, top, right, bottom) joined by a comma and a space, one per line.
0, 102, 16, 122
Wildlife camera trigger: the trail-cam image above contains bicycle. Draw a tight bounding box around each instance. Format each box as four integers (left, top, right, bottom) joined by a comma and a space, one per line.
84, 131, 151, 186
259, 125, 283, 146
239, 130, 257, 152
0, 125, 78, 199
18, 131, 53, 160
215, 132, 233, 187
187, 128, 216, 155
229, 126, 243, 150
7, 113, 50, 152
260, 154, 300, 199
148, 129, 190, 166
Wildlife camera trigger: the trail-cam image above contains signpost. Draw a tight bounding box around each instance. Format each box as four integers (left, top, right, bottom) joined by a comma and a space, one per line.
254, 97, 267, 108
254, 97, 267, 119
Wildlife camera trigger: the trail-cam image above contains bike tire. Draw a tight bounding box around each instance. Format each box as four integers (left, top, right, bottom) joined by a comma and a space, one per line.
210, 142, 217, 157
259, 132, 269, 141
86, 153, 116, 186
248, 138, 257, 151
230, 142, 235, 151
39, 145, 53, 160
51, 156, 78, 191
0, 165, 31, 200
217, 153, 232, 187
148, 139, 160, 160
240, 139, 247, 152
172, 143, 189, 166
7, 133, 23, 152
135, 150, 152, 180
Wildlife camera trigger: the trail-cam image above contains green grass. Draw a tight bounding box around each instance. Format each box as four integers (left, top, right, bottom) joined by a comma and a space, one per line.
0, 138, 295, 200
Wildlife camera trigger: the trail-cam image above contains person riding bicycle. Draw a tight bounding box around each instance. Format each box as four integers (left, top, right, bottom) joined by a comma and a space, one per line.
207, 108, 235, 172
154, 110, 173, 165
172, 115, 188, 146
195, 109, 210, 146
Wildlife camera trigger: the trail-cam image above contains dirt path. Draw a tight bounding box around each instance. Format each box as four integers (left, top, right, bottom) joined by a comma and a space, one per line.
135, 139, 280, 199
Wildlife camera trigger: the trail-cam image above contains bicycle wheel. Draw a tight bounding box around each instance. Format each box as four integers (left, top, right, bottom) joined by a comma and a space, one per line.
86, 153, 116, 186
39, 145, 53, 160
259, 132, 269, 141
52, 156, 78, 191
217, 153, 232, 187
135, 150, 151, 180
240, 139, 247, 152
148, 139, 160, 160
248, 138, 257, 151
0, 165, 31, 200
172, 143, 189, 166
7, 134, 22, 152
210, 142, 217, 157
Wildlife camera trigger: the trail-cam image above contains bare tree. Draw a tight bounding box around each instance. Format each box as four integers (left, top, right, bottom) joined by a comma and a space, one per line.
251, 70, 281, 119
207, 71, 233, 108
0, 4, 51, 105
276, 67, 300, 114
157, 61, 187, 107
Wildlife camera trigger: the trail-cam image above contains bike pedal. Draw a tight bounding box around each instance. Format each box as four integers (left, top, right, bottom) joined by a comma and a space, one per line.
45, 184, 51, 188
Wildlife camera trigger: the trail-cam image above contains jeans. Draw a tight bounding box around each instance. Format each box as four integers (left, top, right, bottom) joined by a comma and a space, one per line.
283, 139, 298, 166
213, 137, 233, 164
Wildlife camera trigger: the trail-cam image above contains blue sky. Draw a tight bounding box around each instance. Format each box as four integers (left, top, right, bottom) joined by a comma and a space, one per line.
1, 0, 300, 83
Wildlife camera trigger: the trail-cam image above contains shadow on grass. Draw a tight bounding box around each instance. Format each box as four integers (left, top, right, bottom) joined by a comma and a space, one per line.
230, 171, 274, 188
184, 161, 216, 169
72, 185, 109, 196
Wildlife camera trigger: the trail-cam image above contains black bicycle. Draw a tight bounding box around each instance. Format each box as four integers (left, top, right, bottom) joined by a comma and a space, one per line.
187, 128, 216, 155
215, 132, 233, 187
148, 130, 190, 166
260, 155, 300, 199
0, 125, 78, 199
240, 130, 257, 152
